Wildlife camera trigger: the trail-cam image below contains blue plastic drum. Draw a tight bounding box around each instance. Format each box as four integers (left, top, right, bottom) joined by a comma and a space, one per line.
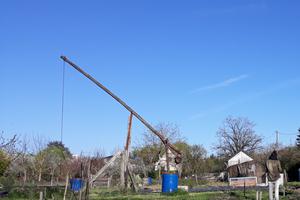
70, 178, 84, 192
148, 177, 153, 185
161, 173, 178, 193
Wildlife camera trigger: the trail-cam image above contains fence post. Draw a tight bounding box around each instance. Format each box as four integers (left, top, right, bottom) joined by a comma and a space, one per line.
244, 179, 246, 197
39, 191, 43, 200
63, 173, 69, 200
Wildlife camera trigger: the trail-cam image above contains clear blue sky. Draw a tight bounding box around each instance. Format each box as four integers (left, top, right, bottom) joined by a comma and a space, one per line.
1, 0, 299, 155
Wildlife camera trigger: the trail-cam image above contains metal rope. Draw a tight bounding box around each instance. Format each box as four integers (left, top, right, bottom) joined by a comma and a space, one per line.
60, 60, 66, 143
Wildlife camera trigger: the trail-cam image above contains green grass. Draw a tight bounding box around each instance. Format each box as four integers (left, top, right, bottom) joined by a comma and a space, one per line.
1, 186, 300, 199
90, 189, 257, 200
90, 190, 225, 200
89, 188, 300, 200
287, 182, 300, 188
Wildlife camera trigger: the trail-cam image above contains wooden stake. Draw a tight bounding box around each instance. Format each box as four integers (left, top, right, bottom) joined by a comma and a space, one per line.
108, 176, 112, 188
127, 164, 138, 192
39, 191, 43, 200
85, 160, 91, 200
165, 140, 170, 172
120, 153, 126, 189
79, 163, 83, 200
63, 173, 69, 200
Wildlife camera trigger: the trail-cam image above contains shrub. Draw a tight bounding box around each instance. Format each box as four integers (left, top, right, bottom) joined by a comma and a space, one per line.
0, 150, 10, 176
0, 176, 14, 192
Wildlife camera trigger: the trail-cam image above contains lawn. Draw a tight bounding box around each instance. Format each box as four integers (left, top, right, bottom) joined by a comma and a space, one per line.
88, 189, 291, 200
1, 185, 300, 199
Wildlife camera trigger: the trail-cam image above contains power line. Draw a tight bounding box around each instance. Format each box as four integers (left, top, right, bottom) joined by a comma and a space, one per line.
278, 132, 297, 136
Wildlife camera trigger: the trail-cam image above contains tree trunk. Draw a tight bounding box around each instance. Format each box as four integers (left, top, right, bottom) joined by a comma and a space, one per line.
23, 170, 27, 185
50, 169, 54, 186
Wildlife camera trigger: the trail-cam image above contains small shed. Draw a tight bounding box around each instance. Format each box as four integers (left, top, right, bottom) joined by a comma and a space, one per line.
227, 152, 267, 186
228, 151, 253, 167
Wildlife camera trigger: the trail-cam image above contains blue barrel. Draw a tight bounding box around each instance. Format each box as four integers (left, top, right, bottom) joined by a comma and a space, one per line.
161, 173, 178, 193
148, 177, 153, 185
70, 178, 84, 192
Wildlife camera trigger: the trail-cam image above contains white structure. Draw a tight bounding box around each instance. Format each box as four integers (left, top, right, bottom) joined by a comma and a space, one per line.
228, 151, 253, 167
273, 174, 284, 186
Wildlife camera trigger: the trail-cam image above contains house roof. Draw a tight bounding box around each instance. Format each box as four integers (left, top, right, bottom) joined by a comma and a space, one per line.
228, 151, 253, 167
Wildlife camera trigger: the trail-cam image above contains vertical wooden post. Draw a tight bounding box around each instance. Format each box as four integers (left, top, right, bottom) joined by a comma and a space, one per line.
108, 176, 112, 188
165, 140, 170, 172
195, 174, 199, 185
125, 113, 133, 152
259, 191, 262, 200
79, 163, 83, 200
243, 179, 246, 197
125, 113, 133, 189
127, 165, 137, 192
79, 188, 82, 200
120, 153, 125, 189
39, 191, 43, 200
63, 173, 69, 200
85, 160, 91, 200
121, 113, 133, 190
158, 168, 161, 184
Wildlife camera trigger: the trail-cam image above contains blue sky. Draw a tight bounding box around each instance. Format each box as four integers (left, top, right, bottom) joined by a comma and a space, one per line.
1, 0, 300, 155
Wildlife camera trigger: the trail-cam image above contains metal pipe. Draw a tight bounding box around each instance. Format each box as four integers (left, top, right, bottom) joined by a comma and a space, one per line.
60, 56, 182, 161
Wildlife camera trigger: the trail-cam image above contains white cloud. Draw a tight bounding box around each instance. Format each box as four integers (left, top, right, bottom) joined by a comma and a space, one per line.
189, 78, 300, 120
190, 74, 248, 94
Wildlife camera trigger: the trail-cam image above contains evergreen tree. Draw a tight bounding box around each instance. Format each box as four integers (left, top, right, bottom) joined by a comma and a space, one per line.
297, 128, 300, 148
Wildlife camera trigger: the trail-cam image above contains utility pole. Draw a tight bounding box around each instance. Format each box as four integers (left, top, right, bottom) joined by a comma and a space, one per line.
275, 131, 279, 150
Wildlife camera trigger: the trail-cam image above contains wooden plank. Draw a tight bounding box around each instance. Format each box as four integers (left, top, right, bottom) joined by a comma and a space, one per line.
229, 177, 257, 187
90, 151, 122, 184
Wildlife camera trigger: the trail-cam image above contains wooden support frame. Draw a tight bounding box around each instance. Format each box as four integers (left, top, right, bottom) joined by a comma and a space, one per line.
121, 113, 133, 190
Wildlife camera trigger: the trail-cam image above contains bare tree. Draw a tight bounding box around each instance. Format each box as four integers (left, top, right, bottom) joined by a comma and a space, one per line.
90, 148, 106, 175
0, 131, 18, 159
16, 136, 31, 185
215, 116, 262, 158
135, 122, 184, 167
141, 122, 184, 147
32, 135, 47, 182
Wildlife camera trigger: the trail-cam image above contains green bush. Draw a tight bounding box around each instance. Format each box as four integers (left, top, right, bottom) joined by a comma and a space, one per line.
287, 182, 300, 188
0, 176, 14, 192
0, 150, 10, 176
6, 186, 65, 199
